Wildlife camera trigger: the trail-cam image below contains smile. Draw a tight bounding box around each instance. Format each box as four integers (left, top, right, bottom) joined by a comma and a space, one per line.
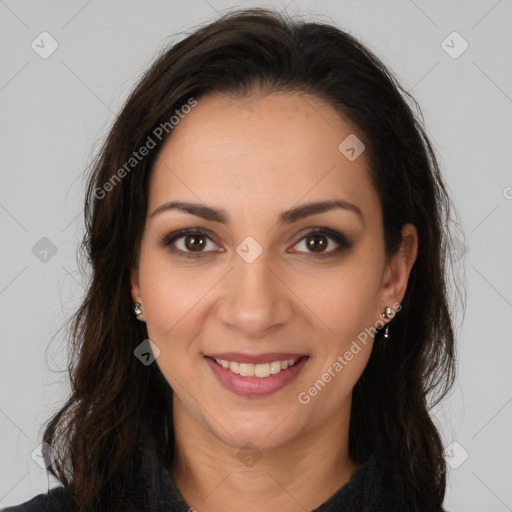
213, 357, 300, 378
205, 355, 309, 397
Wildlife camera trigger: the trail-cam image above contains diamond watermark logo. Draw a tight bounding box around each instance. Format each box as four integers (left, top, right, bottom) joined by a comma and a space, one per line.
441, 32, 468, 59
32, 237, 58, 263
450, 236, 467, 263
31, 442, 57, 469
236, 236, 263, 264
444, 441, 469, 469
31, 32, 59, 59
338, 134, 365, 161
236, 442, 262, 467
134, 339, 161, 365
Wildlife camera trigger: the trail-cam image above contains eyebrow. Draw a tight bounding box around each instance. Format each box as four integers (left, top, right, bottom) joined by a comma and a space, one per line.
150, 199, 363, 225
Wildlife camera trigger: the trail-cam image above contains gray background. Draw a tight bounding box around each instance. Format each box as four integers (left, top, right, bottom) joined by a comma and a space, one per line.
1, 1, 511, 510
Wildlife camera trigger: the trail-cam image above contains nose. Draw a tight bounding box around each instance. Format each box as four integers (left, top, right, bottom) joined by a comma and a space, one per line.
216, 249, 294, 339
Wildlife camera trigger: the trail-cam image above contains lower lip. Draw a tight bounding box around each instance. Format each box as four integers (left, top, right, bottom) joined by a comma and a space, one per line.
205, 356, 309, 397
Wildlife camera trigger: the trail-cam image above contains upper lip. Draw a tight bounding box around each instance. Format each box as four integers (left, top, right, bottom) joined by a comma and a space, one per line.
205, 352, 308, 364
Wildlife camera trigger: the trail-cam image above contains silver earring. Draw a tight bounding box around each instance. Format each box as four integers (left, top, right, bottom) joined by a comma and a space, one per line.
134, 302, 142, 317
381, 307, 393, 339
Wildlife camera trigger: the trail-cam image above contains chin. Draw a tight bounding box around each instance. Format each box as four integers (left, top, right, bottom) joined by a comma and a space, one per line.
206, 411, 303, 453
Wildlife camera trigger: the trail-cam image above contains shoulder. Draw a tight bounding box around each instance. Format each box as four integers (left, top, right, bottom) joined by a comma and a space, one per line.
1, 486, 76, 512
314, 455, 447, 512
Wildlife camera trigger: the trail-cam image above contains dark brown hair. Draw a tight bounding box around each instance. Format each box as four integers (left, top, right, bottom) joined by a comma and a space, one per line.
42, 7, 460, 511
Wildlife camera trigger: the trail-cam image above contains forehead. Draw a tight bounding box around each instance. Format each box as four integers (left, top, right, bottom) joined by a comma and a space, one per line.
148, 91, 378, 222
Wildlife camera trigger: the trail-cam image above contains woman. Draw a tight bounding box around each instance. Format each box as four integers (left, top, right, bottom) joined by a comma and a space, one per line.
3, 7, 459, 512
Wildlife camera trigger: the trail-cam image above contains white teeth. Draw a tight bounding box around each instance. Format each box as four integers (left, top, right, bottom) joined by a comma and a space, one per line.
239, 363, 255, 377
270, 361, 281, 374
254, 363, 270, 378
213, 358, 300, 378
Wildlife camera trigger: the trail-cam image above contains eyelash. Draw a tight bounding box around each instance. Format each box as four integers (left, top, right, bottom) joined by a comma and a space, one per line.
161, 227, 352, 260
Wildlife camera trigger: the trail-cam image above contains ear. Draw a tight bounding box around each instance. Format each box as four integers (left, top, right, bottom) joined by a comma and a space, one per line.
130, 265, 145, 322
379, 223, 418, 314
130, 265, 142, 303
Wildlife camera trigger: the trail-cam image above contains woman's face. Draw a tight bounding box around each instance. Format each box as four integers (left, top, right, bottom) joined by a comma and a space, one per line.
131, 91, 415, 451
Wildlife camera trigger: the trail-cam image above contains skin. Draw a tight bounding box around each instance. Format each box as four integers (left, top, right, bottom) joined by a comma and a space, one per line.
130, 90, 418, 512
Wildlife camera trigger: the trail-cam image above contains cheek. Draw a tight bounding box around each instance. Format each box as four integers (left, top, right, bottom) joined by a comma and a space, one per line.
138, 240, 206, 310
295, 265, 379, 412
139, 266, 210, 390
292, 258, 382, 342
137, 249, 214, 349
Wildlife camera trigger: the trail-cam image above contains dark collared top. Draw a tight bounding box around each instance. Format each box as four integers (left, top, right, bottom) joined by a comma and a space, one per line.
2, 432, 446, 512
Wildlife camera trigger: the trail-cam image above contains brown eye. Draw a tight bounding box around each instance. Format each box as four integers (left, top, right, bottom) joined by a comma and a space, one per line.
304, 234, 328, 253
184, 233, 207, 252
162, 228, 220, 258
292, 228, 352, 258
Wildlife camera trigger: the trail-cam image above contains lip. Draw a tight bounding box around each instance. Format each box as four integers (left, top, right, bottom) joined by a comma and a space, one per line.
205, 355, 309, 397
204, 352, 307, 364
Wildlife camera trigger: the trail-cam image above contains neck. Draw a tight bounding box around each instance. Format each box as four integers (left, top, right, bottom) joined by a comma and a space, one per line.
170, 398, 356, 512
